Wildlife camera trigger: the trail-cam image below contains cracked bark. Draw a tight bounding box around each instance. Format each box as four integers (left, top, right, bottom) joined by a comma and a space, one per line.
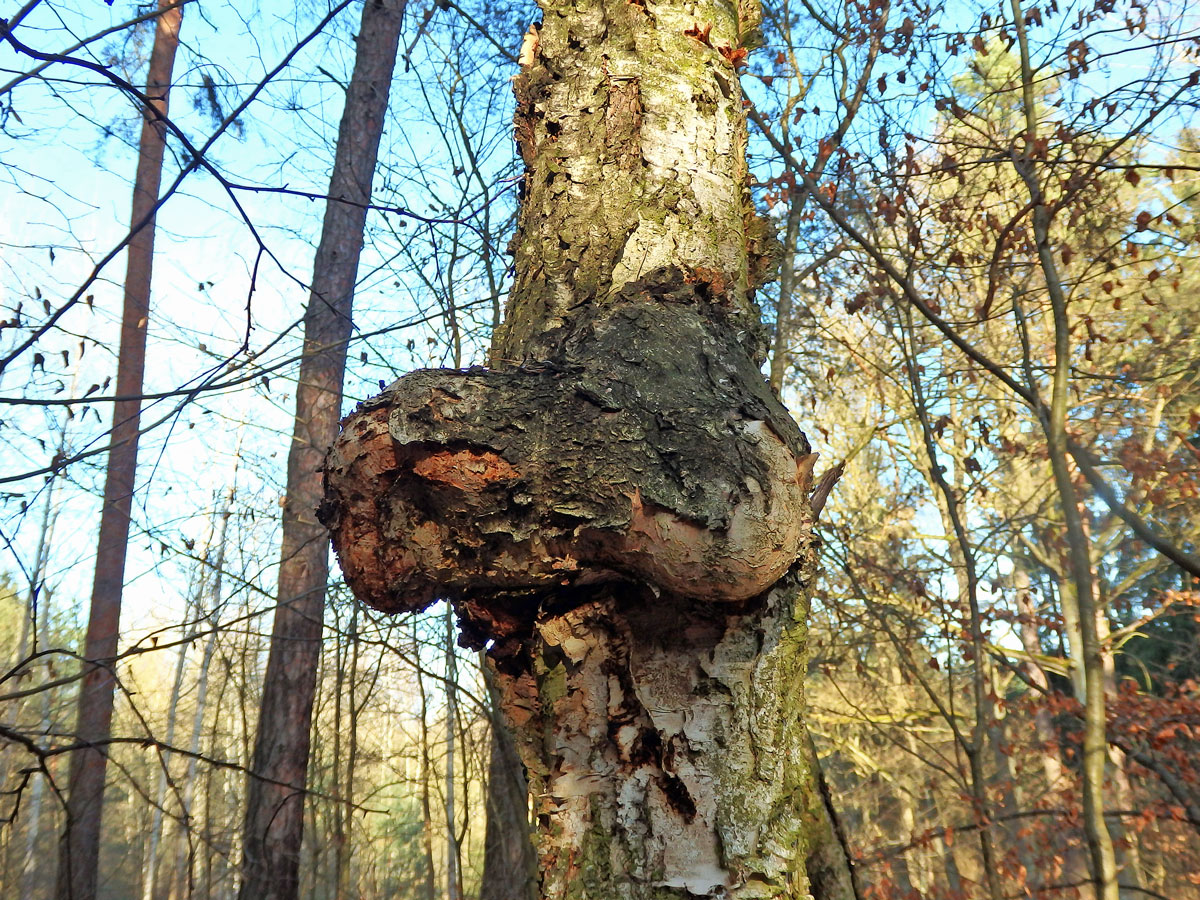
324, 1, 852, 897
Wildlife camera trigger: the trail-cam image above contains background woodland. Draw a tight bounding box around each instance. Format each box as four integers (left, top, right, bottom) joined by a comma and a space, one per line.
0, 0, 1198, 898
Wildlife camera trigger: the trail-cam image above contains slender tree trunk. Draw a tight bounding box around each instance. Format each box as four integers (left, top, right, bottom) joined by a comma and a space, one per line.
443, 607, 462, 900
235, 4, 404, 899
169, 622, 219, 900
416, 637, 437, 900
986, 664, 1040, 892
1010, 5, 1118, 896
144, 579, 201, 900
924, 780, 963, 900
19, 533, 58, 900
1091, 575, 1142, 897
0, 467, 56, 899
57, 4, 183, 896
1014, 570, 1065, 791
168, 491, 233, 900
769, 198, 804, 393
335, 606, 360, 900
331, 603, 347, 898
898, 320, 1003, 900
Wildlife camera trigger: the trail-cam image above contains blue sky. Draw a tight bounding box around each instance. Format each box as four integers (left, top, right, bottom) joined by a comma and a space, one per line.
0, 0, 523, 637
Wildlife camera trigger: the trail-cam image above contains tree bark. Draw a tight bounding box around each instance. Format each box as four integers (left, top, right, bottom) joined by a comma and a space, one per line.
324, 2, 855, 898
235, 4, 404, 899
480, 659, 538, 900
57, 4, 182, 897
444, 606, 463, 900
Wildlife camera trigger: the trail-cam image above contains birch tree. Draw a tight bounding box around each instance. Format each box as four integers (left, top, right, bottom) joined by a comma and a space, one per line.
323, 1, 856, 897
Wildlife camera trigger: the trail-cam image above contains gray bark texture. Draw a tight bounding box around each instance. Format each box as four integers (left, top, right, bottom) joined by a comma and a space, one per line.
323, 1, 855, 897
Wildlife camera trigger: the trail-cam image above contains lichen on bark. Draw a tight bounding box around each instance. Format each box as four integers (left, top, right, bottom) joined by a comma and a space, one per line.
322, 1, 851, 897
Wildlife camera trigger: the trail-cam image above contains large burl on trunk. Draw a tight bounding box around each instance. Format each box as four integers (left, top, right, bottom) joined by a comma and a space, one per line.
323, 1, 855, 897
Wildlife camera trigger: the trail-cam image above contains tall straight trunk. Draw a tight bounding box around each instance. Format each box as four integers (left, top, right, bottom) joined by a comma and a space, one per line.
769, 198, 803, 394
335, 606, 360, 900
1, 450, 58, 899
144, 569, 204, 900
986, 665, 1039, 891
323, 1, 857, 897
1092, 589, 1142, 897
168, 622, 219, 899
57, 4, 183, 897
923, 780, 963, 899
331, 603, 347, 897
236, 4, 405, 898
1014, 570, 1065, 791
166, 485, 234, 900
18, 514, 58, 900
416, 632, 437, 900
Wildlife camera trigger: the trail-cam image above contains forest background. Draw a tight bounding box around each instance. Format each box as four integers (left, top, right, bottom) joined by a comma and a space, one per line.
0, 0, 1198, 899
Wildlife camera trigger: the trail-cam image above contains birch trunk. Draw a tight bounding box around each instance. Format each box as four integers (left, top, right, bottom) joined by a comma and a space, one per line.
323, 2, 854, 897
57, 4, 182, 896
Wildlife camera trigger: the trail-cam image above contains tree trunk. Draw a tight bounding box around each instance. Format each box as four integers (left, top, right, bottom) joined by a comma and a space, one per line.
480, 661, 537, 900
144, 574, 201, 900
18, 518, 58, 900
444, 607, 463, 900
323, 2, 853, 897
235, 3, 404, 899
415, 625, 438, 900
57, 4, 183, 897
769, 198, 804, 394
336, 606, 360, 900
170, 480, 234, 900
1010, 5, 1118, 895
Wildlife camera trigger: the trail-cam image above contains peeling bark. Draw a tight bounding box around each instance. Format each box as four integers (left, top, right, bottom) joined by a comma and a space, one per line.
322, 298, 813, 633
486, 562, 819, 899
324, 1, 848, 896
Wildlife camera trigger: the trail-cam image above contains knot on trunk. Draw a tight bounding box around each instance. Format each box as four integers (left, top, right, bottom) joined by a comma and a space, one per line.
322, 300, 812, 649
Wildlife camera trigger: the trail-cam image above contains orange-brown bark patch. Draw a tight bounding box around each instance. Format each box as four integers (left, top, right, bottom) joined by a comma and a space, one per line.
322, 403, 411, 611
411, 448, 520, 492
686, 266, 730, 300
